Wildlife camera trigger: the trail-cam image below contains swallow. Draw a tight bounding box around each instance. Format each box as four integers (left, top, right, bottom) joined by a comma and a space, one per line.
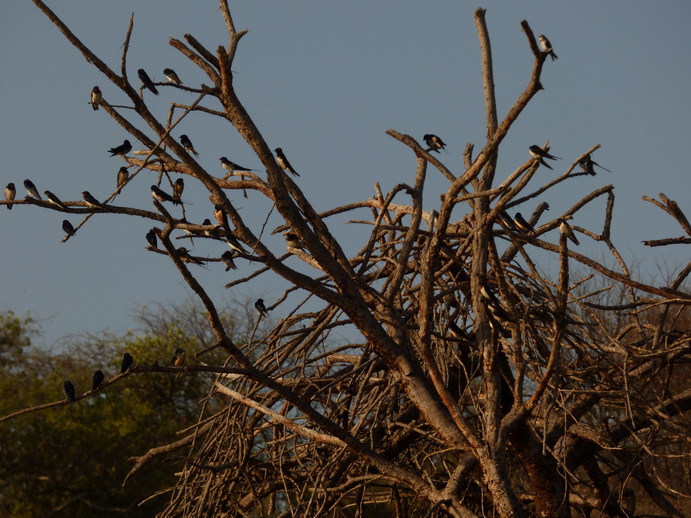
171, 348, 186, 368
82, 191, 105, 209
284, 232, 304, 249
172, 178, 184, 200
423, 134, 447, 153
220, 156, 253, 174
64, 380, 76, 403
213, 204, 232, 235
513, 213, 535, 234
163, 68, 182, 85
91, 86, 102, 111
180, 135, 199, 156
480, 285, 515, 323
121, 352, 134, 373
145, 228, 158, 249
117, 167, 129, 188
201, 218, 220, 239
108, 140, 132, 156
221, 250, 237, 271
177, 247, 206, 265
44, 191, 69, 210
499, 210, 518, 231
24, 179, 41, 200
62, 219, 76, 237
529, 145, 561, 170
151, 185, 181, 205
92, 370, 104, 391
578, 154, 612, 175
274, 147, 300, 176
538, 35, 558, 61
559, 218, 579, 246
4, 183, 15, 209
137, 68, 159, 95
255, 298, 269, 317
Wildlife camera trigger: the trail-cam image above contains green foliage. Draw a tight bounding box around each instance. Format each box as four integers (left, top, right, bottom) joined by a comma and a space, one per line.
0, 305, 229, 517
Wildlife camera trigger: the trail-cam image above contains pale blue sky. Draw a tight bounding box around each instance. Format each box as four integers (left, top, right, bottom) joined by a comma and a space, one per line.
1, 2, 689, 345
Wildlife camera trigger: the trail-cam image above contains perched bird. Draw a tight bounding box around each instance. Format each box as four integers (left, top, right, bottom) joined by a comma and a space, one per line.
529, 145, 561, 170
284, 232, 304, 249
4, 183, 15, 210
578, 154, 612, 175
499, 210, 518, 231
201, 218, 220, 239
108, 139, 132, 156
220, 156, 253, 174
151, 185, 180, 205
177, 247, 206, 265
62, 219, 76, 237
92, 370, 104, 391
137, 68, 159, 95
423, 134, 447, 153
91, 86, 102, 111
121, 352, 134, 373
45, 191, 69, 210
145, 228, 158, 249
274, 147, 300, 176
63, 381, 76, 403
180, 134, 199, 156
24, 179, 41, 200
480, 284, 516, 323
172, 178, 184, 200
82, 191, 105, 209
214, 204, 232, 235
171, 348, 186, 367
221, 250, 237, 271
559, 218, 580, 246
538, 34, 558, 61
255, 298, 269, 317
163, 68, 182, 85
117, 167, 129, 188
513, 212, 535, 234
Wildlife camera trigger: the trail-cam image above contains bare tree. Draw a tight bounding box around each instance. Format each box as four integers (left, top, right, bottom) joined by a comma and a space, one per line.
4, 2, 690, 517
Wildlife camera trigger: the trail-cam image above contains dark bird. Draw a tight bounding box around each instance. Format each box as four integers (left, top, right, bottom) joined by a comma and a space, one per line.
513, 212, 535, 234
529, 145, 561, 170
63, 381, 76, 403
62, 219, 76, 237
499, 210, 518, 231
180, 134, 199, 156
201, 218, 220, 239
4, 183, 15, 209
171, 348, 186, 367
121, 352, 134, 373
145, 228, 158, 249
274, 147, 300, 176
91, 86, 102, 111
559, 218, 580, 246
82, 191, 105, 209
108, 139, 132, 156
177, 247, 206, 265
172, 178, 184, 200
164, 68, 182, 85
225, 233, 247, 255
480, 284, 516, 323
92, 370, 104, 391
151, 185, 180, 205
45, 191, 69, 210
117, 167, 129, 188
284, 232, 304, 249
255, 298, 269, 317
538, 34, 558, 61
423, 134, 447, 153
221, 250, 237, 271
137, 68, 159, 95
578, 154, 612, 175
24, 179, 41, 200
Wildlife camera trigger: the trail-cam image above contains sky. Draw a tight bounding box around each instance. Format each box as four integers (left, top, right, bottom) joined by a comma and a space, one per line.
1, 1, 689, 347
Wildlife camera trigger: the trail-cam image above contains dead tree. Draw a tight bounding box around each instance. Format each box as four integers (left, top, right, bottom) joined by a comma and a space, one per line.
5, 2, 690, 517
